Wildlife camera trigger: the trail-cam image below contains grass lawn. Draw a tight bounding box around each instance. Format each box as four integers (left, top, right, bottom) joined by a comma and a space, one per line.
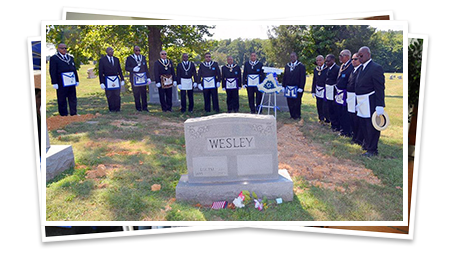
45, 64, 404, 221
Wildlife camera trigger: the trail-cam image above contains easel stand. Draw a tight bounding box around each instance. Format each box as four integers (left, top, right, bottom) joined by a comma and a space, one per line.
258, 92, 278, 118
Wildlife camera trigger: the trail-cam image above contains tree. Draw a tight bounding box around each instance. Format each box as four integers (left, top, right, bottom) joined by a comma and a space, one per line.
46, 25, 214, 88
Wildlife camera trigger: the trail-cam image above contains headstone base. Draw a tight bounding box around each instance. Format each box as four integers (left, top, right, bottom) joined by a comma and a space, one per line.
46, 145, 75, 182
176, 169, 293, 205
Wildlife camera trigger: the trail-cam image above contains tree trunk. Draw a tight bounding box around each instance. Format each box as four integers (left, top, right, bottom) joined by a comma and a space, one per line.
147, 25, 162, 81
408, 105, 418, 146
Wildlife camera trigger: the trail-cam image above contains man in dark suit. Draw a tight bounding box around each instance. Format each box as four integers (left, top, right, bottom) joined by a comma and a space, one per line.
125, 46, 151, 112
282, 52, 306, 120
197, 52, 221, 113
49, 43, 79, 116
243, 52, 265, 114
176, 53, 198, 113
346, 53, 364, 146
154, 50, 177, 112
324, 54, 340, 131
355, 46, 386, 157
222, 56, 242, 113
335, 49, 354, 137
98, 47, 125, 112
311, 55, 328, 124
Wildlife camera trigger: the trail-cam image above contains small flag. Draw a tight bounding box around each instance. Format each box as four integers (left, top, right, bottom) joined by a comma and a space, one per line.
211, 201, 228, 210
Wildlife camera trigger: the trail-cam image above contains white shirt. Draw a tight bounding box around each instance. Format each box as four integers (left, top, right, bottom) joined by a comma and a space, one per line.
362, 59, 372, 70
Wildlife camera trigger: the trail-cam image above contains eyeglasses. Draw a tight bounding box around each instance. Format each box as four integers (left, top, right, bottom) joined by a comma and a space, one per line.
161, 53, 167, 55
358, 54, 363, 58
352, 58, 359, 60
59, 47, 67, 49
135, 49, 141, 52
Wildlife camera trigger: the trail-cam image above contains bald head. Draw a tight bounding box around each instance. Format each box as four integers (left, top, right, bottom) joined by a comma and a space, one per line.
106, 47, 114, 57
358, 46, 371, 64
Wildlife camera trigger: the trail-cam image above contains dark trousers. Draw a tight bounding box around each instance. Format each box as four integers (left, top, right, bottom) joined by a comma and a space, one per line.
180, 89, 194, 112
359, 116, 380, 153
132, 85, 148, 111
203, 88, 219, 112
56, 85, 77, 116
105, 89, 121, 112
158, 87, 173, 111
336, 103, 352, 136
286, 92, 303, 119
316, 97, 326, 121
324, 99, 338, 129
247, 86, 263, 113
349, 112, 364, 145
226, 89, 239, 112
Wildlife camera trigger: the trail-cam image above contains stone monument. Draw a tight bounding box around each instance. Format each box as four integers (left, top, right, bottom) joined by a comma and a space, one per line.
45, 121, 75, 182
176, 113, 293, 205
148, 81, 181, 107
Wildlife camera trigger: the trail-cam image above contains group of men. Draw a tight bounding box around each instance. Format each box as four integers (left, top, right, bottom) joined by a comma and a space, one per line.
310, 47, 386, 157
50, 43, 385, 156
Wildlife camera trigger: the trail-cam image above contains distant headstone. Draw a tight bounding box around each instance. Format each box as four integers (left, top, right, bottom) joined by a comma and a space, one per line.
176, 113, 293, 205
398, 75, 402, 79
389, 75, 394, 79
148, 81, 181, 107
87, 68, 97, 79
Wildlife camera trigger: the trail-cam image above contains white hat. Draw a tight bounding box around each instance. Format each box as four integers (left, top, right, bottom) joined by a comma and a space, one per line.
372, 111, 390, 131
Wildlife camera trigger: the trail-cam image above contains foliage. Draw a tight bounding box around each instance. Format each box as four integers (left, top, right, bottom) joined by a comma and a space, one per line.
267, 25, 403, 72
408, 38, 423, 107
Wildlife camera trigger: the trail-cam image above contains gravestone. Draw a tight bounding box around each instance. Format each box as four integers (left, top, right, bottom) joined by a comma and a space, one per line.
87, 68, 97, 79
45, 120, 75, 182
148, 81, 181, 107
176, 113, 293, 205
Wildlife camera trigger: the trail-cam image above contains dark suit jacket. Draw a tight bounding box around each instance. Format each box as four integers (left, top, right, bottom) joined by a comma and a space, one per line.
282, 62, 306, 90
311, 65, 327, 94
49, 54, 79, 86
325, 63, 340, 85
98, 55, 124, 84
355, 60, 385, 107
221, 64, 242, 89
336, 60, 354, 90
242, 61, 265, 85
197, 62, 221, 85
347, 66, 362, 93
154, 59, 177, 84
176, 61, 197, 83
125, 54, 150, 82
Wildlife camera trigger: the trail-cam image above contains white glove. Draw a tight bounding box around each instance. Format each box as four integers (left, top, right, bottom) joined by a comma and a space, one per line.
243, 84, 247, 89
178, 85, 182, 90
173, 81, 177, 87
198, 84, 203, 90
100, 83, 106, 89
222, 88, 226, 91
121, 80, 125, 86
147, 78, 151, 85
156, 82, 161, 88
297, 88, 303, 93
216, 82, 220, 88
52, 84, 58, 89
312, 93, 316, 98
281, 87, 285, 92
193, 82, 197, 88
376, 106, 385, 115
133, 66, 140, 72
75, 82, 79, 86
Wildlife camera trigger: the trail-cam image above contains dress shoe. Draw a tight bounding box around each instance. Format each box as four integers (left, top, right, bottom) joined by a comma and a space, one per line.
361, 151, 378, 157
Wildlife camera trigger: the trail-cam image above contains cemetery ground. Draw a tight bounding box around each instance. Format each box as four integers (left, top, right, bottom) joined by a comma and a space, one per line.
45, 64, 403, 221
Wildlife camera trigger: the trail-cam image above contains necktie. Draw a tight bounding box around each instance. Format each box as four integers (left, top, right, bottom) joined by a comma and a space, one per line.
110, 57, 114, 66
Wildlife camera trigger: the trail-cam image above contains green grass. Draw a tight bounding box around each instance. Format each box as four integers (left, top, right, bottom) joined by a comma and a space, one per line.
45, 64, 403, 221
